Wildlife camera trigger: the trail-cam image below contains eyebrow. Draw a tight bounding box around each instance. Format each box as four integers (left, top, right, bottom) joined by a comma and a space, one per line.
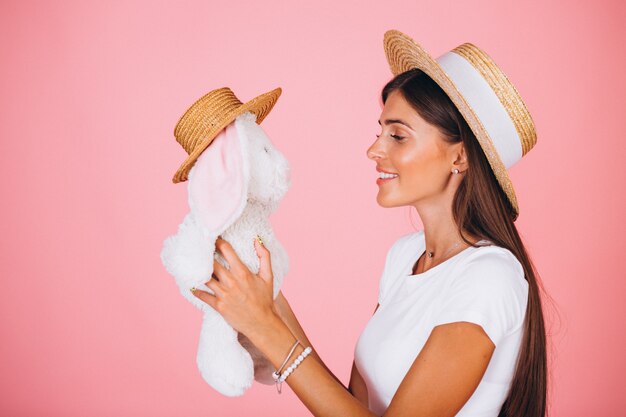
378, 118, 414, 130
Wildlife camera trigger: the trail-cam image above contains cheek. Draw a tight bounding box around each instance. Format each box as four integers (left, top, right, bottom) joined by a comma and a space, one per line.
394, 148, 430, 180
394, 147, 445, 192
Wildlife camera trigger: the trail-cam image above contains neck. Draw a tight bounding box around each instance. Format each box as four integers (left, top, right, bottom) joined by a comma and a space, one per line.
412, 200, 478, 255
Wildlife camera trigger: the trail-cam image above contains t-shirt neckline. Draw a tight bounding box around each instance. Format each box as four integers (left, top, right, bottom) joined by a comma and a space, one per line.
407, 231, 491, 278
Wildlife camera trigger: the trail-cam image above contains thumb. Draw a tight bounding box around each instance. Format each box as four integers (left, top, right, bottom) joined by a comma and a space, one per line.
253, 235, 273, 282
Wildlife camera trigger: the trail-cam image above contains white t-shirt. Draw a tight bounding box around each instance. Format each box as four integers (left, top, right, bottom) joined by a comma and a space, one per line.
354, 230, 528, 417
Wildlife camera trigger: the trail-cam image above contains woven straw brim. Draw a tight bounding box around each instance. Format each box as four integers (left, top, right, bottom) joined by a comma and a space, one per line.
384, 30, 536, 219
172, 87, 282, 183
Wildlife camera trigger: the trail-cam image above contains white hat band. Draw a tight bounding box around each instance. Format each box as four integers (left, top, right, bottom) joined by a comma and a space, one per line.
436, 51, 523, 169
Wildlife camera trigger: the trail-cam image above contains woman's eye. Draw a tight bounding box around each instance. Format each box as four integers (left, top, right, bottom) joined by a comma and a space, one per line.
375, 133, 405, 141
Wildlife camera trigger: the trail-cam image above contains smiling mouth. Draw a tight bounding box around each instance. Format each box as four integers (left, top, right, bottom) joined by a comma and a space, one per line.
378, 172, 399, 179
376, 173, 398, 184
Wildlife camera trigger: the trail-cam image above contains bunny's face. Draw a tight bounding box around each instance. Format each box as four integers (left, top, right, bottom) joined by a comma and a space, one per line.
185, 111, 290, 236
236, 112, 291, 208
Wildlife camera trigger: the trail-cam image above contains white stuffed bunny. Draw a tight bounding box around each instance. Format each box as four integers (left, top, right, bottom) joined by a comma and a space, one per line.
160, 110, 291, 397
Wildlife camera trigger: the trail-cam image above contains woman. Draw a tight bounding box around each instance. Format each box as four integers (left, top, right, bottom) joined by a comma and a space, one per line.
191, 30, 549, 417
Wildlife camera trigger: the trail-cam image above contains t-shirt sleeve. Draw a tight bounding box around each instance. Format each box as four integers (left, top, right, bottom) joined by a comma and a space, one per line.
378, 233, 415, 305
431, 250, 529, 346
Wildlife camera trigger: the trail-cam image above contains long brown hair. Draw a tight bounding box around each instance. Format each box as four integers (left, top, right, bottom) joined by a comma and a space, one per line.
382, 68, 556, 417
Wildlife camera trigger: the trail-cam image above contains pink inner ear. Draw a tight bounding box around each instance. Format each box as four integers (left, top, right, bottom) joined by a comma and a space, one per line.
188, 121, 244, 233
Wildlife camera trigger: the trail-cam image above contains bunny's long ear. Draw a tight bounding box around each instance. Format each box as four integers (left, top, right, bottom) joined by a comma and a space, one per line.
187, 116, 250, 236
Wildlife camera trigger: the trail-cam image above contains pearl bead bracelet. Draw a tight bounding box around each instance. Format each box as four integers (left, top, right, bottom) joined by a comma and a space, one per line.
272, 341, 313, 394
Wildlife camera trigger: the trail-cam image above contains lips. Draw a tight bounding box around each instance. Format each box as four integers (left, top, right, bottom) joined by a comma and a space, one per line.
375, 166, 398, 186
376, 166, 398, 175
376, 166, 398, 179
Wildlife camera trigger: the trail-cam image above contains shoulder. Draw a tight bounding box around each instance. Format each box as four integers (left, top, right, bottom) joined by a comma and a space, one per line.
464, 244, 524, 276
455, 244, 528, 296
433, 244, 529, 344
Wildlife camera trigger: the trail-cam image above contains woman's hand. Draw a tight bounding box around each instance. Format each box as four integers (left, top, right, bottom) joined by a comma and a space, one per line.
191, 236, 278, 338
273, 290, 289, 324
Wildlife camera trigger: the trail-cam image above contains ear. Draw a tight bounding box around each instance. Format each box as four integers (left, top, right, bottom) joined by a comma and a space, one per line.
187, 118, 250, 236
451, 142, 469, 172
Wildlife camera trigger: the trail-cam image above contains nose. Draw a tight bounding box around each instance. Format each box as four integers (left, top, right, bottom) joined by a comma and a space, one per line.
366, 138, 384, 161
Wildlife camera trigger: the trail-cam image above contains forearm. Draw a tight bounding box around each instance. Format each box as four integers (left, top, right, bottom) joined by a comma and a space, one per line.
249, 313, 376, 417
274, 291, 347, 389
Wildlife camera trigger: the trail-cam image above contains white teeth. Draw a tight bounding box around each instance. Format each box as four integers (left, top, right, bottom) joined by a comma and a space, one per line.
379, 172, 399, 179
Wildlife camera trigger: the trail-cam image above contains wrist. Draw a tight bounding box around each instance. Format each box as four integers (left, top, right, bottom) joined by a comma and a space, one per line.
247, 311, 298, 362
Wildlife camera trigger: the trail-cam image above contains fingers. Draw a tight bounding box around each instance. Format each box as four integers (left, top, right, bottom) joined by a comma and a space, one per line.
205, 278, 225, 297
192, 263, 226, 309
215, 236, 245, 273
253, 236, 273, 282
191, 285, 220, 309
212, 258, 232, 287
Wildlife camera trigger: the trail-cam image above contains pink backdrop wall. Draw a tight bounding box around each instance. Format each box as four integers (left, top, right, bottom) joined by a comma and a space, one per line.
1, 1, 624, 416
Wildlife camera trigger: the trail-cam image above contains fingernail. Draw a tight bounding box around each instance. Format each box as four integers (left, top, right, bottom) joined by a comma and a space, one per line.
190, 287, 196, 293
255, 234, 264, 246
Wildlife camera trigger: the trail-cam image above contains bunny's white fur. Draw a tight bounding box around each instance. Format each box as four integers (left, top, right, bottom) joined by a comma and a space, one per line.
160, 112, 291, 396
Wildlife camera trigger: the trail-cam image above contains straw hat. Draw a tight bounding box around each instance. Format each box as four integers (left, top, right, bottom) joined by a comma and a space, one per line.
383, 30, 537, 219
171, 87, 282, 183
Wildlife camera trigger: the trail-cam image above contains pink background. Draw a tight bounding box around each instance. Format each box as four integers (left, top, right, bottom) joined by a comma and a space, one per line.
1, 1, 624, 416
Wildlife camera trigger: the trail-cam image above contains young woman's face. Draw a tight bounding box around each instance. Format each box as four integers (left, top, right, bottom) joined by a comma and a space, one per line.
366, 89, 463, 208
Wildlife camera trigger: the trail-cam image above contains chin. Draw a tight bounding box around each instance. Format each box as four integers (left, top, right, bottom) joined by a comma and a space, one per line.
376, 194, 402, 208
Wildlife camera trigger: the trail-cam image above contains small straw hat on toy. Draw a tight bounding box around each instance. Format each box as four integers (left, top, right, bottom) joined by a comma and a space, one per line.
171, 87, 281, 184
383, 29, 537, 219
